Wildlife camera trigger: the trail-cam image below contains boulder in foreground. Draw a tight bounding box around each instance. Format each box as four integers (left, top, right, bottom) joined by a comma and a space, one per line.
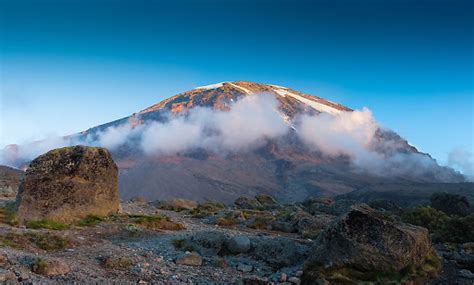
303, 204, 441, 284
16, 145, 120, 223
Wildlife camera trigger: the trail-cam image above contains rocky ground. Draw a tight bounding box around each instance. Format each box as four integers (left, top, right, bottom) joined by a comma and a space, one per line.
1, 195, 473, 285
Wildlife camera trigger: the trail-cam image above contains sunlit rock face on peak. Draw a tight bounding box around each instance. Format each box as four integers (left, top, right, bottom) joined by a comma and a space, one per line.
139, 81, 351, 117
1, 81, 466, 203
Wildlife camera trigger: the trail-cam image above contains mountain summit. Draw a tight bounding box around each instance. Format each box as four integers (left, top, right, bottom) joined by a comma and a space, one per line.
140, 81, 351, 116
88, 81, 352, 135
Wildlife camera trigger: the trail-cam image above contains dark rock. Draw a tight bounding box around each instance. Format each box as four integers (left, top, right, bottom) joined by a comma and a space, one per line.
236, 263, 253, 273
288, 277, 301, 284
255, 194, 277, 206
175, 253, 202, 266
455, 252, 474, 272
291, 210, 335, 239
302, 197, 356, 216
226, 235, 251, 254
271, 221, 296, 233
32, 258, 71, 276
234, 196, 262, 209
368, 199, 403, 215
239, 275, 270, 285
309, 204, 436, 270
16, 145, 120, 223
251, 237, 310, 268
303, 204, 440, 283
0, 255, 8, 267
459, 269, 474, 279
0, 269, 17, 283
431, 192, 471, 216
189, 231, 226, 256
463, 242, 474, 255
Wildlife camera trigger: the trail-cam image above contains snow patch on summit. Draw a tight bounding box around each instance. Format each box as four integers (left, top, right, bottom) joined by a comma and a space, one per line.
195, 82, 227, 90
268, 84, 288, 89
273, 88, 342, 116
228, 82, 252, 94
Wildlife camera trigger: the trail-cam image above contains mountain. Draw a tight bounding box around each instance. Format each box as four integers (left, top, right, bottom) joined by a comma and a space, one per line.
0, 165, 24, 197
2, 81, 466, 203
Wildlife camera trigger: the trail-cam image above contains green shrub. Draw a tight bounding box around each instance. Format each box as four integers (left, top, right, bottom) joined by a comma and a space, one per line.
436, 214, 474, 243
402, 206, 474, 243
27, 232, 71, 251
0, 231, 71, 251
190, 201, 226, 218
32, 257, 48, 275
129, 214, 185, 231
26, 220, 69, 230
402, 206, 448, 232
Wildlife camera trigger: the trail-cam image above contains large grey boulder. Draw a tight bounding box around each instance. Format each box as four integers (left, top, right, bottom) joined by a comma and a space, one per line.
16, 145, 120, 223
226, 235, 251, 254
302, 204, 440, 283
252, 237, 310, 268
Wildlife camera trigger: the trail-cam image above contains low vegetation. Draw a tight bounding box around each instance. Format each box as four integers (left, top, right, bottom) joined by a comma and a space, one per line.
216, 216, 238, 226
31, 257, 49, 275
402, 206, 474, 243
77, 215, 105, 227
248, 215, 275, 230
303, 251, 441, 284
129, 214, 185, 231
158, 198, 198, 212
26, 219, 69, 230
190, 201, 226, 218
0, 202, 19, 226
0, 231, 71, 251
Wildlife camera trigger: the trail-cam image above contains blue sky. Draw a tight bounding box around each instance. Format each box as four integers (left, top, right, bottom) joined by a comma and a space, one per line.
0, 0, 473, 167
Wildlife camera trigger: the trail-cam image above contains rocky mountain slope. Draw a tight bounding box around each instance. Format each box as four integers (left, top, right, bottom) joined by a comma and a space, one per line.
0, 166, 23, 198
1, 81, 466, 203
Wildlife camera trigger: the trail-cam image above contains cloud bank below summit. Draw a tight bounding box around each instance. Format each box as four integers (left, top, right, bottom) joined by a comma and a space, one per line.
0, 93, 467, 181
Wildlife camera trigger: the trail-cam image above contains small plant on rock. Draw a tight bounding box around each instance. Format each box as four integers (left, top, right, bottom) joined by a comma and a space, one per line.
32, 257, 48, 275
